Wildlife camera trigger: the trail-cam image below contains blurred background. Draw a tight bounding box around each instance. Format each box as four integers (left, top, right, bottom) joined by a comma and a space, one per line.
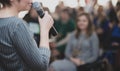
19, 0, 118, 18
22, 0, 120, 71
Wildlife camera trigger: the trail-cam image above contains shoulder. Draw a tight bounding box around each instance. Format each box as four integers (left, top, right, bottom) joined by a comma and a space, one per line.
8, 17, 28, 34
90, 32, 98, 40
8, 17, 27, 28
14, 17, 27, 26
69, 31, 76, 36
68, 31, 76, 40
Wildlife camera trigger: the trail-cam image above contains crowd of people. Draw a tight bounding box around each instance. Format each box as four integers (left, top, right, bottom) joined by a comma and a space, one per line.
23, 0, 120, 71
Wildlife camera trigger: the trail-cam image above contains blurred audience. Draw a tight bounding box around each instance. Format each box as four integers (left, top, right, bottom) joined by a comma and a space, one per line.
49, 13, 99, 71
50, 8, 75, 59
94, 5, 109, 48
111, 10, 120, 48
116, 0, 120, 12
107, 1, 118, 23
23, 0, 120, 71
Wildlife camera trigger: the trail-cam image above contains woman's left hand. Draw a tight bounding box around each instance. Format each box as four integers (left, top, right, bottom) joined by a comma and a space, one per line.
70, 57, 85, 66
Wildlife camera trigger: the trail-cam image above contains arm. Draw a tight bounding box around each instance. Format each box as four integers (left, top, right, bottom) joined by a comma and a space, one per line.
11, 23, 50, 71
11, 12, 53, 71
39, 12, 54, 48
65, 34, 73, 59
74, 33, 99, 65
83, 33, 99, 63
56, 33, 71, 47
56, 20, 75, 47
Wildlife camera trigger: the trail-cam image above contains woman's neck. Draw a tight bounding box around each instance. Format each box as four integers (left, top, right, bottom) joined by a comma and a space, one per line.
81, 30, 87, 35
0, 6, 19, 18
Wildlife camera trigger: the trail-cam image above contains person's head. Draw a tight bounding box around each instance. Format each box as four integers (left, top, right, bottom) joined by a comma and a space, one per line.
97, 5, 104, 14
117, 10, 120, 22
75, 13, 94, 38
0, 0, 32, 12
55, 5, 61, 13
60, 8, 71, 22
77, 7, 84, 15
116, 1, 120, 11
108, 1, 114, 9
23, 7, 38, 23
59, 1, 64, 8
29, 8, 38, 19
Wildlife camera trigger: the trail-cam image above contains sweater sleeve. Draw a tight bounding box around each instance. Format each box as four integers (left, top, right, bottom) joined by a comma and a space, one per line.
10, 22, 50, 71
83, 33, 99, 63
65, 34, 73, 59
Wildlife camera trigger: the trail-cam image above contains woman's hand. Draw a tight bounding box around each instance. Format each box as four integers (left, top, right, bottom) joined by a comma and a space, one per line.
38, 11, 54, 48
70, 57, 85, 66
38, 11, 54, 32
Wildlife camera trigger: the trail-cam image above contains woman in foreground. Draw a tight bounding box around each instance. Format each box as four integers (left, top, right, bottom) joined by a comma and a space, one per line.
0, 0, 53, 71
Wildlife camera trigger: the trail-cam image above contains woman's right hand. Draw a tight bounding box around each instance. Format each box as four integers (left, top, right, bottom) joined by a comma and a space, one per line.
38, 11, 54, 32
38, 11, 54, 48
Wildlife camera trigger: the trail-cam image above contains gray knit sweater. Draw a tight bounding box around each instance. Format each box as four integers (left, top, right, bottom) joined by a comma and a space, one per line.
0, 17, 50, 71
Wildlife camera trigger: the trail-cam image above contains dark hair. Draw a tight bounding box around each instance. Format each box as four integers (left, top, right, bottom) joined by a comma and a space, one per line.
78, 7, 84, 11
75, 13, 94, 38
0, 0, 11, 7
61, 8, 71, 17
116, 1, 120, 7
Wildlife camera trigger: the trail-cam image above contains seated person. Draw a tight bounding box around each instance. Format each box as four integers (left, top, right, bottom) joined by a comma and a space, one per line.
51, 8, 75, 59
93, 5, 109, 48
111, 10, 120, 48
49, 13, 99, 71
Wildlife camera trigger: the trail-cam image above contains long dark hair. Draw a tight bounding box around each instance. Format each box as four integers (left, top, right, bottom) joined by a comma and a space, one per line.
75, 13, 94, 38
